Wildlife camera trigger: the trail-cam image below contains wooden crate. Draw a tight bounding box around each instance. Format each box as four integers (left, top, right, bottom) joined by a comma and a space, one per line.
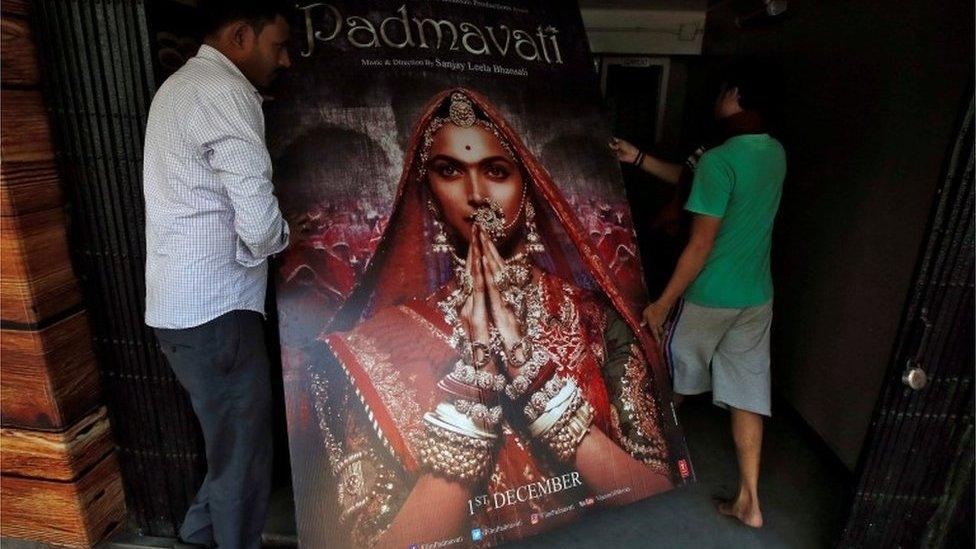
1, 15, 39, 86
1, 160, 63, 217
0, 207, 83, 325
0, 310, 101, 430
1, 451, 126, 547
1, 407, 113, 481
0, 8, 127, 548
0, 1, 29, 17
0, 90, 54, 163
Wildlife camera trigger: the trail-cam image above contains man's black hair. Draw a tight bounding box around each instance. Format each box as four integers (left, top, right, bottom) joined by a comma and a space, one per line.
197, 0, 289, 40
720, 61, 778, 115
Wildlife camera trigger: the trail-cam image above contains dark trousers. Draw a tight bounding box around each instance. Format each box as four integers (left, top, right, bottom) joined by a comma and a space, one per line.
155, 310, 272, 549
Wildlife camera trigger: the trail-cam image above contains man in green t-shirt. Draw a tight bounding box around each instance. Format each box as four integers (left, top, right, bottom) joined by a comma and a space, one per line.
611, 67, 785, 528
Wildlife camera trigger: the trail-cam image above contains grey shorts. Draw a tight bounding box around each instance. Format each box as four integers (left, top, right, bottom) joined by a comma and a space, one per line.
666, 299, 773, 416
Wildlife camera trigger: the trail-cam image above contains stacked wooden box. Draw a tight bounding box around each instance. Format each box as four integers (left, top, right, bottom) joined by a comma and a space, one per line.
0, 1, 126, 546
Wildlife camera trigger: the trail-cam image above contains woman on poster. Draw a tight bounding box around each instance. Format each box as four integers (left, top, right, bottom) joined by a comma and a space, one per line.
308, 88, 683, 547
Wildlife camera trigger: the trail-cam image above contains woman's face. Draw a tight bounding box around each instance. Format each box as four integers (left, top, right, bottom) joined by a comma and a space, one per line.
426, 124, 524, 244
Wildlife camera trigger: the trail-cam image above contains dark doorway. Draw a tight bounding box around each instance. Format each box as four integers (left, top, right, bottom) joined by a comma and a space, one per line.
600, 56, 681, 297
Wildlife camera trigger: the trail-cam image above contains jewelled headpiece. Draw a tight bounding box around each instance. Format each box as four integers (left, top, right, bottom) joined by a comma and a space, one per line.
447, 91, 476, 127
417, 92, 518, 181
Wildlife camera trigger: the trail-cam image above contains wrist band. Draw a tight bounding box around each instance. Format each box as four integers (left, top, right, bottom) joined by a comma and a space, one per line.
632, 150, 645, 166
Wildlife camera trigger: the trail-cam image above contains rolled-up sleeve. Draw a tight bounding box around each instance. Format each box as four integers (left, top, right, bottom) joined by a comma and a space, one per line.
188, 90, 288, 267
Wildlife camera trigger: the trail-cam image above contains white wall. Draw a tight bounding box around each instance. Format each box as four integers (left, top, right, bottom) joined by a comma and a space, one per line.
581, 8, 706, 55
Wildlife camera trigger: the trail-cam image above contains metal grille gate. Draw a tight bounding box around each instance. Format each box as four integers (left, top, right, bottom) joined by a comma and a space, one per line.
30, 0, 205, 536
841, 95, 975, 547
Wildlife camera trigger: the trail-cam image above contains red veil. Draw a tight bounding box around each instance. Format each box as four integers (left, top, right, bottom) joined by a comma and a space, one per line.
316, 89, 684, 535
329, 87, 665, 370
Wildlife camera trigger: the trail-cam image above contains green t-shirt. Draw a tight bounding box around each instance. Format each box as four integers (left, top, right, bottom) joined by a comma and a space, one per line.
684, 133, 786, 308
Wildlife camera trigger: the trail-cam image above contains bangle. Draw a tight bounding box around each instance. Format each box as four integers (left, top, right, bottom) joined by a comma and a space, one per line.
505, 346, 550, 400
437, 375, 499, 404
419, 420, 497, 485
523, 360, 559, 398
540, 399, 595, 463
525, 377, 594, 462
527, 380, 579, 438
450, 361, 507, 392
523, 376, 569, 421
437, 371, 503, 431
425, 403, 497, 440
454, 399, 504, 428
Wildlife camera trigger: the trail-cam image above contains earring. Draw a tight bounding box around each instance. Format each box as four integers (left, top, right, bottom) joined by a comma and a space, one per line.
428, 200, 454, 255
524, 200, 545, 254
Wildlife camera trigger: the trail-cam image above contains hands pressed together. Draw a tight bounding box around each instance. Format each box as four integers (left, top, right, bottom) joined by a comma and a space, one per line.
420, 223, 594, 485
458, 224, 527, 379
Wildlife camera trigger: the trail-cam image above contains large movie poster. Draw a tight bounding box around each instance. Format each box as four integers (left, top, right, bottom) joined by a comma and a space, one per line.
268, 2, 694, 546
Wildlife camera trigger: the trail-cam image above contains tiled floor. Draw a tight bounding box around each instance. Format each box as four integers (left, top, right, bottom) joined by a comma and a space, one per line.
3, 396, 850, 549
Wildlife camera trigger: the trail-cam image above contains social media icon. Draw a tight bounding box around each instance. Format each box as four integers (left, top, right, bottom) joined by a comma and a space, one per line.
471, 528, 483, 541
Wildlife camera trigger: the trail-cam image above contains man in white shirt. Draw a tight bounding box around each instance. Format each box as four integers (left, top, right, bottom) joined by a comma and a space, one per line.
142, 1, 298, 547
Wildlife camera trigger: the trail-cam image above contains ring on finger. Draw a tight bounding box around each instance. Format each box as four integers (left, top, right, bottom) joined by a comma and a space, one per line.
458, 271, 474, 295
494, 270, 510, 291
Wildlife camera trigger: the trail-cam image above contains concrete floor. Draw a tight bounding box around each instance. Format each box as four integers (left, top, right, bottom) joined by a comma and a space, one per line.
515, 396, 850, 548
3, 396, 849, 549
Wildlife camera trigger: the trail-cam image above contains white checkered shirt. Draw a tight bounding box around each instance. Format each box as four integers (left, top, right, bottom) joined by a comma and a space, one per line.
143, 45, 289, 329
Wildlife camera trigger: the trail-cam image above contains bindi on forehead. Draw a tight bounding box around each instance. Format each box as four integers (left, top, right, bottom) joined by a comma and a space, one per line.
430, 125, 509, 163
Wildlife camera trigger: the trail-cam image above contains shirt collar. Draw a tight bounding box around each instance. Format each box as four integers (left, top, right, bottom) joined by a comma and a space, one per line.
196, 44, 258, 96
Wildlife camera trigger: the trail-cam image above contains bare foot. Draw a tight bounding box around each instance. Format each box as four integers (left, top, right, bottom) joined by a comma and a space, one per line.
717, 494, 764, 528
